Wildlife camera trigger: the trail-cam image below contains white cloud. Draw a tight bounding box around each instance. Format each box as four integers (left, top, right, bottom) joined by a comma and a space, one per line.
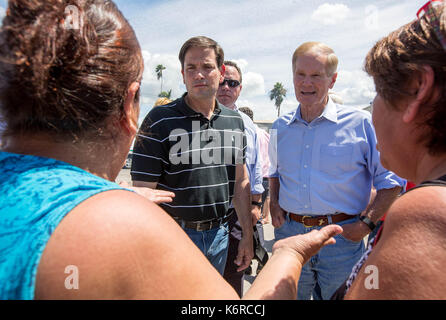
140, 50, 184, 99
116, 0, 419, 122
311, 3, 351, 25
237, 98, 279, 122
241, 72, 265, 98
363, 5, 380, 31
137, 50, 185, 123
230, 59, 249, 72
334, 70, 375, 107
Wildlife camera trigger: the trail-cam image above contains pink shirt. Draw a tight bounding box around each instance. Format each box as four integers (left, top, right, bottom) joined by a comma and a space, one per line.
256, 126, 270, 178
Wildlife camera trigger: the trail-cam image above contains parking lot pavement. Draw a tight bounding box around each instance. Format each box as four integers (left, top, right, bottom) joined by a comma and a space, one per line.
243, 222, 274, 295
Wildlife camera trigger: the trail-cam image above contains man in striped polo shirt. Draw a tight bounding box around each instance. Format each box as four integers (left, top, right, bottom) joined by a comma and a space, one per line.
131, 36, 253, 275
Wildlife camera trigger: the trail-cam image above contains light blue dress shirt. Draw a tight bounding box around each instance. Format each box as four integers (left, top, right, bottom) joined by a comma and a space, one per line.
268, 98, 405, 216
235, 106, 264, 195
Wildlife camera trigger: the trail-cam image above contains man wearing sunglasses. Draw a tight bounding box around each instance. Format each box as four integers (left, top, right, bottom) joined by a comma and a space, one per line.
217, 61, 265, 297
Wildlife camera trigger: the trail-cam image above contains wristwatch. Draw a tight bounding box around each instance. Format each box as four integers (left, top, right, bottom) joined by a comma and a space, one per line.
359, 215, 377, 231
251, 201, 262, 208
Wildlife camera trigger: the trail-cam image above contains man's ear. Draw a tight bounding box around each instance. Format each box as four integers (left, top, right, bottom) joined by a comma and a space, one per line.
122, 81, 140, 135
219, 64, 226, 83
329, 72, 338, 89
181, 69, 185, 85
403, 65, 435, 123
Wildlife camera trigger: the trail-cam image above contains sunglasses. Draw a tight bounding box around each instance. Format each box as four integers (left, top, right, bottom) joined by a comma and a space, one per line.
219, 79, 241, 88
416, 0, 446, 51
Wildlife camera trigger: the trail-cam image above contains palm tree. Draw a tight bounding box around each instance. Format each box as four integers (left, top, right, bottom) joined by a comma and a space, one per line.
155, 64, 166, 94
269, 82, 287, 117
158, 89, 172, 99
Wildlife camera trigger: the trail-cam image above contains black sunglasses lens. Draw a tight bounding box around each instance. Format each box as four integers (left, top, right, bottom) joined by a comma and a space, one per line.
229, 80, 240, 87
220, 79, 240, 88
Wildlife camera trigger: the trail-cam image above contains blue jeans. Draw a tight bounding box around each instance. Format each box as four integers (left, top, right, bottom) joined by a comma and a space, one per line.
182, 222, 230, 275
274, 213, 365, 300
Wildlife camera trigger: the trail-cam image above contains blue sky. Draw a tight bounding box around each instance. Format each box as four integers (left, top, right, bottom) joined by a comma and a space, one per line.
0, 0, 421, 123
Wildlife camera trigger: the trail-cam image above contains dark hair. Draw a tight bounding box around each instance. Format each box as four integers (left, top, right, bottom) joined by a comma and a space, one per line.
178, 36, 224, 70
365, 3, 446, 155
238, 107, 253, 121
0, 0, 143, 140
224, 60, 242, 83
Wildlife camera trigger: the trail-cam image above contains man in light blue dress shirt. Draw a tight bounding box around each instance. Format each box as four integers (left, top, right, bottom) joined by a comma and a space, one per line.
268, 42, 405, 300
217, 60, 264, 296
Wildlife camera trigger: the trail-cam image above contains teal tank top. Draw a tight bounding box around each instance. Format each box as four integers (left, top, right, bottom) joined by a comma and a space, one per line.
0, 151, 128, 299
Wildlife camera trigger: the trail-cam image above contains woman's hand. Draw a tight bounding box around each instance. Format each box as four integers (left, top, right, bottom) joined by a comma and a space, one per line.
272, 224, 343, 265
119, 182, 175, 204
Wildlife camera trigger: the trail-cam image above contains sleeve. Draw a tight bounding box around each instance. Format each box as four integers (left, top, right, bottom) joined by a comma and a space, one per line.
241, 121, 247, 165
364, 115, 406, 190
250, 129, 265, 195
130, 112, 169, 183
260, 129, 271, 177
267, 123, 279, 178
235, 116, 247, 165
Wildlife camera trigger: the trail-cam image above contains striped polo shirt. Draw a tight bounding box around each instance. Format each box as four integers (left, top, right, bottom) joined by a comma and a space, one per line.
131, 94, 246, 221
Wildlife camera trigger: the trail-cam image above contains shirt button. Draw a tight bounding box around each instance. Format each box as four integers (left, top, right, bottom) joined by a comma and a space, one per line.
303, 184, 307, 188
304, 165, 308, 168
305, 145, 310, 149
304, 205, 309, 209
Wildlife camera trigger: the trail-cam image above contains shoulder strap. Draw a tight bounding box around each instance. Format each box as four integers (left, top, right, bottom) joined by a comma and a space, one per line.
406, 175, 446, 193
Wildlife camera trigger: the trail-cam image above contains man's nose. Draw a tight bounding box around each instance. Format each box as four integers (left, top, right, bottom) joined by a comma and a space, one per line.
194, 72, 205, 80
301, 76, 313, 84
221, 82, 230, 90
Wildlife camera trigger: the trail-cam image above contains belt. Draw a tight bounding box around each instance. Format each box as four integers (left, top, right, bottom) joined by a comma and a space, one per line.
288, 212, 354, 228
173, 212, 233, 232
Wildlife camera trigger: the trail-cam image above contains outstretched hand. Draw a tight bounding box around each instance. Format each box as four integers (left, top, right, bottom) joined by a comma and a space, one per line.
119, 182, 175, 204
243, 224, 343, 300
272, 224, 343, 265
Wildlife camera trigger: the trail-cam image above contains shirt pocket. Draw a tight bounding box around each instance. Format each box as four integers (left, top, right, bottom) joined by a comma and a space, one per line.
319, 144, 353, 176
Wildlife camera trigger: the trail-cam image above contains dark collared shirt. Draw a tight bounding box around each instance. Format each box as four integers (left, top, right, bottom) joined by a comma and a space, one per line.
131, 93, 246, 221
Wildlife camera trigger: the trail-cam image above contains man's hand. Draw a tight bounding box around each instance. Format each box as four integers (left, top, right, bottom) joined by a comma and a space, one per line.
340, 186, 401, 242
341, 220, 371, 243
270, 201, 286, 228
233, 164, 254, 271
268, 178, 286, 228
251, 205, 262, 226
235, 234, 254, 272
119, 182, 175, 204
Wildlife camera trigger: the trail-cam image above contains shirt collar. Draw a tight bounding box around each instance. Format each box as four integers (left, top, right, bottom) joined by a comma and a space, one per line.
321, 98, 338, 123
287, 97, 338, 125
178, 92, 222, 117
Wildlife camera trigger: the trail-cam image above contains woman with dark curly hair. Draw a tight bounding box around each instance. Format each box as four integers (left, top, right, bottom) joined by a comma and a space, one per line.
0, 0, 341, 300
333, 0, 446, 299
